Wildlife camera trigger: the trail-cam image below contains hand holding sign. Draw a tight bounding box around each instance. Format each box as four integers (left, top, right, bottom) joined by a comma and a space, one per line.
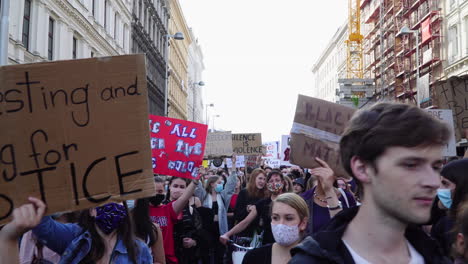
310, 157, 335, 193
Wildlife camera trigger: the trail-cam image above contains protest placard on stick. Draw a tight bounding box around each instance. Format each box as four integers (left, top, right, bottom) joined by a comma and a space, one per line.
434, 76, 468, 141
0, 55, 155, 224
289, 95, 355, 177
150, 115, 208, 180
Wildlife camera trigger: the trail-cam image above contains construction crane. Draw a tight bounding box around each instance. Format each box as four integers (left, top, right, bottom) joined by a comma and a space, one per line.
338, 0, 374, 108
346, 0, 363, 79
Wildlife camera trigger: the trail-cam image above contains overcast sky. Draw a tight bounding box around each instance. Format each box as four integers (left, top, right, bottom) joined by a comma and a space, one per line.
180, 0, 347, 142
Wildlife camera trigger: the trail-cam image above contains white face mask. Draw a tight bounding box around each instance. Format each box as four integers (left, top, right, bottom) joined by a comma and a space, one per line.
271, 223, 300, 246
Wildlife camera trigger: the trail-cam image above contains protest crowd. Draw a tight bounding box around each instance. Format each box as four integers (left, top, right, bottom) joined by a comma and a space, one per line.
1, 56, 468, 264
2, 101, 468, 264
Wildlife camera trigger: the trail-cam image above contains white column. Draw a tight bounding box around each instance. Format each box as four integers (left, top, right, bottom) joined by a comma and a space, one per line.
10, 0, 24, 42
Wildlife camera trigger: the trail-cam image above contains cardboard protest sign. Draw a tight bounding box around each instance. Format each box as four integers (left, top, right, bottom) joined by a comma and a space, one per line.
150, 115, 208, 180
434, 76, 468, 140
280, 135, 292, 166
263, 141, 279, 159
0, 55, 155, 224
204, 131, 233, 158
245, 155, 260, 168
289, 95, 355, 177
426, 109, 457, 157
232, 133, 263, 155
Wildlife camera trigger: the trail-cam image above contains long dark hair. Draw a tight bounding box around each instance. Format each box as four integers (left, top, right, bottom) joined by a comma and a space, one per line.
132, 198, 157, 247
165, 177, 191, 202
78, 203, 138, 263
441, 158, 468, 218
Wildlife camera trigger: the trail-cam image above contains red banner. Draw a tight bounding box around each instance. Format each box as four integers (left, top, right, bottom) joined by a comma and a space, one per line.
149, 115, 208, 179
422, 18, 431, 44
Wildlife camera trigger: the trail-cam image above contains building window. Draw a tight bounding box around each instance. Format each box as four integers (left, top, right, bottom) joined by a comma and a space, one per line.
91, 51, 94, 58
92, 0, 95, 16
72, 37, 77, 59
22, 0, 32, 50
449, 25, 459, 61
123, 24, 128, 50
104, 0, 108, 30
465, 17, 468, 55
114, 13, 118, 38
48, 18, 54, 60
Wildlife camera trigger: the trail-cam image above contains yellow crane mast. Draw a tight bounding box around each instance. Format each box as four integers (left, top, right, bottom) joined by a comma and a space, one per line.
346, 0, 364, 79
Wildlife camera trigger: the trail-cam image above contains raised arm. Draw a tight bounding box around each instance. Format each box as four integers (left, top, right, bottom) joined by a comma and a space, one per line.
219, 206, 257, 245
172, 180, 198, 215
0, 197, 46, 264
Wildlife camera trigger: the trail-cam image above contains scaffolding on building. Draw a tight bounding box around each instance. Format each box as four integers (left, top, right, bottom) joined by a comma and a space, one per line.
360, 0, 442, 108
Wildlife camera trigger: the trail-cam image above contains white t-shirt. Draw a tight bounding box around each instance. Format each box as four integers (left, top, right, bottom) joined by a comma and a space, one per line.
342, 239, 425, 264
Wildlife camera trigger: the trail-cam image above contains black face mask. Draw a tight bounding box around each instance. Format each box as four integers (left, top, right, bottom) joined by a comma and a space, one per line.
149, 194, 166, 206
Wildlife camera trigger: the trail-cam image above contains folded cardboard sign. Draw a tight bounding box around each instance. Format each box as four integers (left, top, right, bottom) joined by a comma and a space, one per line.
289, 95, 355, 178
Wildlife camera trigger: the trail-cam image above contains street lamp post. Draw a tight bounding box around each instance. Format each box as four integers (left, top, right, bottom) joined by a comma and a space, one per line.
192, 81, 205, 122
212, 114, 220, 131
205, 103, 214, 125
397, 26, 420, 107
164, 32, 184, 117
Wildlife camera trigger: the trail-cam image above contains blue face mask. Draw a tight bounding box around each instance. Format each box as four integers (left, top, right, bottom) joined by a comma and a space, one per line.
437, 189, 452, 209
215, 183, 224, 193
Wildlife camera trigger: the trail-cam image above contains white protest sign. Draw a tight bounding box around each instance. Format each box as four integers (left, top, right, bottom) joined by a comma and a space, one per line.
280, 135, 292, 166
426, 109, 457, 157
263, 141, 279, 159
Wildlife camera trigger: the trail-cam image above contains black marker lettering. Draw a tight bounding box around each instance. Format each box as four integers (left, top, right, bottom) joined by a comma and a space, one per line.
115, 151, 143, 196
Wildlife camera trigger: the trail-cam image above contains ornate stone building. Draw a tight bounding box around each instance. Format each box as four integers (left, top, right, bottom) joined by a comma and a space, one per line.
7, 0, 131, 64
131, 0, 169, 116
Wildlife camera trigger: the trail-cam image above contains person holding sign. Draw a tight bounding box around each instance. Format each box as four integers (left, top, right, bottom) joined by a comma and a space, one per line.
148, 177, 200, 264
195, 156, 239, 264
32, 201, 152, 263
0, 197, 46, 264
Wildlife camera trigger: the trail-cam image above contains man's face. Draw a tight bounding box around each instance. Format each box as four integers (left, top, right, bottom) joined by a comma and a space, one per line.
365, 145, 444, 225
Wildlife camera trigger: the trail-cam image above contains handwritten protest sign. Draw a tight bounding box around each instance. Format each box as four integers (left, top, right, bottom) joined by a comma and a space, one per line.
150, 115, 208, 179
0, 55, 155, 224
426, 109, 457, 157
204, 131, 233, 158
232, 133, 263, 155
263, 141, 279, 159
290, 95, 355, 177
434, 76, 468, 140
265, 158, 281, 168
226, 155, 245, 168
280, 135, 292, 166
245, 155, 260, 168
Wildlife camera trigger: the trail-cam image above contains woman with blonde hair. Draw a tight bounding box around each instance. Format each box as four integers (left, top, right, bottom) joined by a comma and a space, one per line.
242, 193, 309, 263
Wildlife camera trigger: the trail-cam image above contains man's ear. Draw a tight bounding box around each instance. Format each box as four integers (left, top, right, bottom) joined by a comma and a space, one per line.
350, 156, 372, 184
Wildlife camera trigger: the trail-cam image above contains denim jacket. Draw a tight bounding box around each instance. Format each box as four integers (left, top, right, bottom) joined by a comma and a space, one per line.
32, 216, 153, 264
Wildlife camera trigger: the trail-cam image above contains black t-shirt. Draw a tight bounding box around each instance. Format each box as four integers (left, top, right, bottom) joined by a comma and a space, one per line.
234, 189, 263, 237
255, 198, 274, 245
242, 243, 272, 264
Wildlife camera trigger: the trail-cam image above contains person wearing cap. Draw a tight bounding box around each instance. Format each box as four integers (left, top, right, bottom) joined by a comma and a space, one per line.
293, 178, 305, 194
